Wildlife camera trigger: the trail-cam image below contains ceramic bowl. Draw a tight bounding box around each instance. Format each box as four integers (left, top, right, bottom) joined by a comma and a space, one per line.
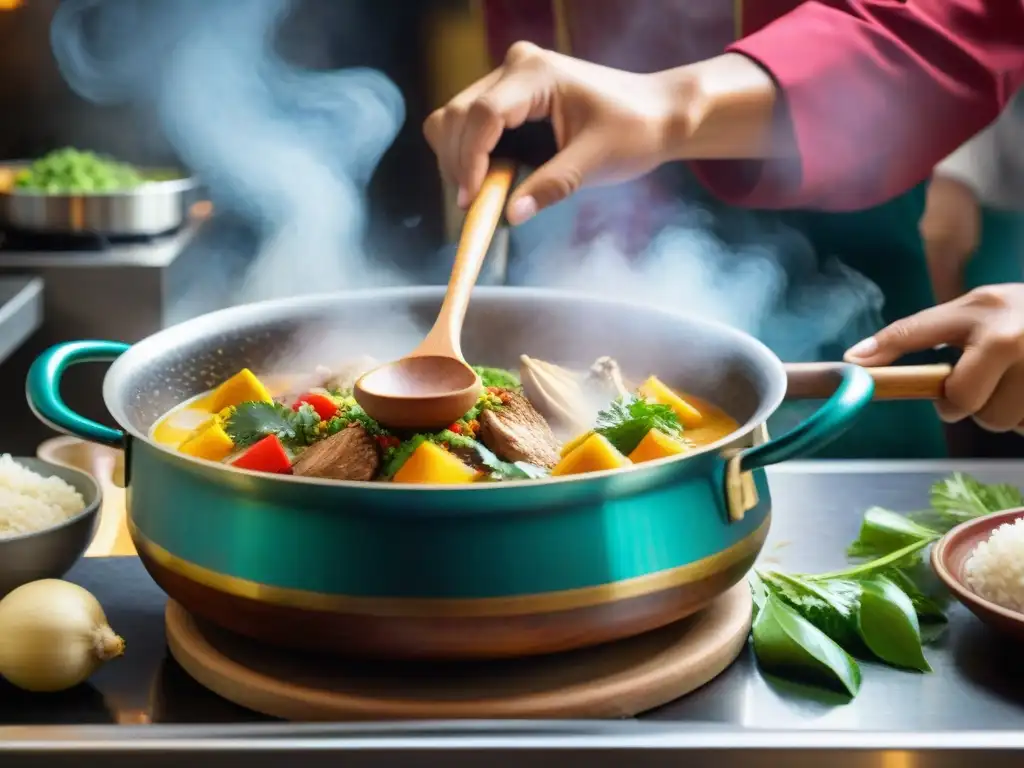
0, 457, 101, 596
931, 507, 1024, 639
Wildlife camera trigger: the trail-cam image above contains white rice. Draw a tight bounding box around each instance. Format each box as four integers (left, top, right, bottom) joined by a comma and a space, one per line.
0, 455, 86, 539
964, 518, 1024, 612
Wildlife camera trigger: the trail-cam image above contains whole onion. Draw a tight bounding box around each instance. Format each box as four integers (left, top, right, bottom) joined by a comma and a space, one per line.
0, 579, 124, 692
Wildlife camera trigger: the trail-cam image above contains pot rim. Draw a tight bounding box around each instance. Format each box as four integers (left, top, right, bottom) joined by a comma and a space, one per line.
104, 286, 788, 492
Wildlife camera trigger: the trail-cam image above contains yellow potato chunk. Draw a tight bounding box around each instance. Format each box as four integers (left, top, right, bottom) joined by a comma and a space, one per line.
638, 375, 704, 428
628, 428, 689, 464
178, 423, 235, 462
392, 442, 479, 485
559, 430, 594, 458
552, 433, 631, 477
207, 369, 272, 412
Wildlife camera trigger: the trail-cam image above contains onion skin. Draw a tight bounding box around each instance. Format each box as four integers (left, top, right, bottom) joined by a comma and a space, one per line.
0, 579, 125, 693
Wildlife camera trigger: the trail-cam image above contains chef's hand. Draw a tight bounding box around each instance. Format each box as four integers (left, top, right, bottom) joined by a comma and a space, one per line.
423, 43, 777, 225
844, 284, 1024, 433
919, 175, 981, 303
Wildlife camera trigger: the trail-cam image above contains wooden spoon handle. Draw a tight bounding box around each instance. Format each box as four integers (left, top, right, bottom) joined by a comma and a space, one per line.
785, 363, 951, 400
416, 161, 517, 359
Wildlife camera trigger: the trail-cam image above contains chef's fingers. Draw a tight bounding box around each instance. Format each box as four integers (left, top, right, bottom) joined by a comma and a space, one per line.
843, 301, 976, 366
973, 362, 1024, 432
506, 131, 604, 224
941, 341, 1012, 422
423, 68, 505, 194
456, 73, 551, 206
437, 44, 554, 207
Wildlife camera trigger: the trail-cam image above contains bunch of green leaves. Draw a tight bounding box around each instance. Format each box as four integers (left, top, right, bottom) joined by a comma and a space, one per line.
751, 472, 1023, 698
223, 401, 323, 449
752, 540, 933, 697
594, 395, 683, 455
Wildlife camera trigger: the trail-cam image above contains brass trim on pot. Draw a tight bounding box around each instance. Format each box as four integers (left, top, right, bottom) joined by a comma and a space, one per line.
129, 515, 769, 618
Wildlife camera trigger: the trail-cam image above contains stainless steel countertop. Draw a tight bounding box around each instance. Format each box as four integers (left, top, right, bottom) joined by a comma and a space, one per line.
3, 460, 1024, 764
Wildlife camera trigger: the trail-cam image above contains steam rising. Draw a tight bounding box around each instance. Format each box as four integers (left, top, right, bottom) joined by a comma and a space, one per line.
49, 0, 885, 385
51, 0, 405, 306
510, 180, 885, 364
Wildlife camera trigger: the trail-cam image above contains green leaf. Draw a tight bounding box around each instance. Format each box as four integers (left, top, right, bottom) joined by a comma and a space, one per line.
758, 570, 861, 650
224, 401, 297, 448
808, 539, 931, 583
594, 394, 682, 455
847, 507, 942, 559
930, 472, 1023, 523
853, 576, 931, 672
748, 571, 768, 618
883, 566, 949, 622
470, 442, 549, 481
752, 594, 862, 698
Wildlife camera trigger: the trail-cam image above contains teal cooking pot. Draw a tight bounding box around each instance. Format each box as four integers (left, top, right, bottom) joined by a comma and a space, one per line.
26, 287, 875, 660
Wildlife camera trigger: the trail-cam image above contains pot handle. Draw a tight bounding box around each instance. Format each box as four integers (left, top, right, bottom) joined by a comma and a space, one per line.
27, 340, 130, 448
738, 363, 875, 472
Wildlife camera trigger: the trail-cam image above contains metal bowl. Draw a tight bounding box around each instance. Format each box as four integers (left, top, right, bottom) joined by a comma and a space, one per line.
0, 457, 101, 596
0, 162, 200, 237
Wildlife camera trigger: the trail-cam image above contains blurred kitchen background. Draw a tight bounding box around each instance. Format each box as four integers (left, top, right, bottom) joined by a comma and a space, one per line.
0, 0, 489, 453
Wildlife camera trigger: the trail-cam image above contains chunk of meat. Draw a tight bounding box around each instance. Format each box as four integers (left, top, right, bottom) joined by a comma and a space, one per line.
291, 424, 380, 481
587, 356, 630, 398
478, 389, 560, 469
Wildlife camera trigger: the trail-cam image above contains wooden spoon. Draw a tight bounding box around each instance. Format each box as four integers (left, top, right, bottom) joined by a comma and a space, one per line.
354, 161, 517, 430
785, 363, 951, 400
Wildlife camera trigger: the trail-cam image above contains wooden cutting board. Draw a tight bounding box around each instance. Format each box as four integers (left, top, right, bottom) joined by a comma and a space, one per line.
166, 583, 752, 720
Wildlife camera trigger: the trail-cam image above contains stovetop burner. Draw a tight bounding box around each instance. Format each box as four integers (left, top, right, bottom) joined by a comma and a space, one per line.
0, 226, 182, 253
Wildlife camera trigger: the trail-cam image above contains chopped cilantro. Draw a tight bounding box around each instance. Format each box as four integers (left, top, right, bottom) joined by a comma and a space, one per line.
471, 443, 549, 481
594, 394, 682, 455
472, 365, 520, 390
381, 434, 430, 478
223, 401, 322, 449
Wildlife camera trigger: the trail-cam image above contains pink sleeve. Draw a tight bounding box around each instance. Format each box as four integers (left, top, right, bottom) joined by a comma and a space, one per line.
690, 0, 1024, 211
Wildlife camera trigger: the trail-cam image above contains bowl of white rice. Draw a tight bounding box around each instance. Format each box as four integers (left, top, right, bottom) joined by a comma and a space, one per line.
932, 508, 1024, 637
0, 454, 100, 596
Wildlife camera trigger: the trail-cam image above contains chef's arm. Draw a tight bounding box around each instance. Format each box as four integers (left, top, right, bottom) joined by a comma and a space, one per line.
920, 129, 996, 301
685, 0, 1024, 211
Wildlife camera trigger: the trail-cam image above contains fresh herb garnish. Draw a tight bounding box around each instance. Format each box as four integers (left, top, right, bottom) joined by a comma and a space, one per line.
473, 366, 521, 390
929, 472, 1023, 523
594, 394, 682, 455
471, 443, 549, 481
223, 401, 322, 449
752, 593, 862, 697
750, 472, 1023, 698
329, 402, 390, 438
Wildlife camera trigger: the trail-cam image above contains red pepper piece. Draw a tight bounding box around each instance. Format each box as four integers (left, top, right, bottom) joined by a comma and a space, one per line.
292, 392, 340, 420
232, 434, 293, 474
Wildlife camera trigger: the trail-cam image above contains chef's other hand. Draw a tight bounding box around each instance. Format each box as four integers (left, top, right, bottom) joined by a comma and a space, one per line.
920, 175, 981, 303
844, 284, 1024, 433
423, 42, 677, 225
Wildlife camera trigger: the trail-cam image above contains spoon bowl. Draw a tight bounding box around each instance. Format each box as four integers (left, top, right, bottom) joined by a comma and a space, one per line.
354, 356, 482, 431
353, 161, 516, 430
